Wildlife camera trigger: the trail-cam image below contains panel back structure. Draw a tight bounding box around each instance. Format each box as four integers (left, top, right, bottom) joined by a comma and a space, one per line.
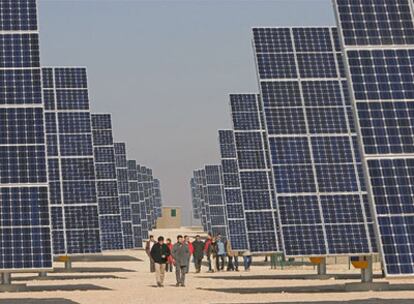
0, 0, 53, 271
333, 0, 414, 275
127, 160, 143, 248
43, 67, 101, 255
91, 113, 123, 250
252, 27, 375, 257
204, 165, 228, 237
137, 165, 149, 240
218, 130, 249, 250
114, 142, 134, 249
229, 94, 280, 253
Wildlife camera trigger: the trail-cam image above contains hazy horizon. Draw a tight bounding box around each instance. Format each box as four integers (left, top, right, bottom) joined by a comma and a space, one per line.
38, 0, 335, 225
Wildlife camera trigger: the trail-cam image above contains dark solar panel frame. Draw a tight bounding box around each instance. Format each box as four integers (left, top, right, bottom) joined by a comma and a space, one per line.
191, 177, 201, 219
218, 129, 249, 250
127, 160, 143, 248
0, 0, 54, 271
333, 0, 414, 276
43, 66, 101, 256
194, 169, 209, 232
229, 94, 281, 253
136, 165, 149, 240
204, 165, 228, 238
153, 178, 163, 218
253, 26, 375, 257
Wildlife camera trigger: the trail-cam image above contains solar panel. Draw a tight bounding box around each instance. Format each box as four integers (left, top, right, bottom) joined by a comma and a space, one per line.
43, 66, 101, 255
145, 167, 156, 229
333, 0, 414, 276
190, 177, 201, 220
229, 94, 280, 253
114, 142, 134, 249
127, 160, 143, 248
253, 27, 375, 257
193, 169, 208, 231
136, 165, 149, 240
153, 178, 163, 218
91, 114, 123, 250
218, 130, 249, 250
204, 165, 228, 237
0, 0, 53, 271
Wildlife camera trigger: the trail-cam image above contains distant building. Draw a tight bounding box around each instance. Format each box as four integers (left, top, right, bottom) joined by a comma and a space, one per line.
156, 207, 182, 229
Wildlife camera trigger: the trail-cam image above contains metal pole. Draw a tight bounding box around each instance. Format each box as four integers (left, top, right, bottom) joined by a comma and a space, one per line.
65, 259, 72, 270
1, 273, 11, 285
317, 258, 327, 275
361, 256, 373, 283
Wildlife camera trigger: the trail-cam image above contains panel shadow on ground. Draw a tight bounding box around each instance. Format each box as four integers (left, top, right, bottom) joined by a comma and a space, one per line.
0, 300, 79, 304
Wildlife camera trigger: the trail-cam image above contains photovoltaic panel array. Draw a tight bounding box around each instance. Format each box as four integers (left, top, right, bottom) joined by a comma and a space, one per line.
153, 179, 163, 218
127, 160, 143, 248
333, 0, 414, 275
253, 27, 375, 257
229, 94, 280, 253
114, 142, 134, 249
218, 130, 249, 250
194, 169, 209, 231
137, 165, 149, 240
145, 167, 156, 229
43, 67, 101, 255
92, 114, 123, 250
0, 0, 53, 270
204, 165, 228, 237
190, 178, 201, 220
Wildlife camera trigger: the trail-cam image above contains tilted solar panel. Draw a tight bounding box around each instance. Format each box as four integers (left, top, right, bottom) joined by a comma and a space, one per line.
218, 130, 249, 250
333, 0, 414, 276
194, 169, 208, 232
43, 67, 101, 255
191, 177, 201, 220
136, 165, 149, 240
204, 165, 228, 237
253, 27, 375, 257
0, 0, 53, 270
114, 142, 134, 249
229, 94, 281, 253
153, 179, 163, 218
127, 160, 143, 248
92, 114, 123, 250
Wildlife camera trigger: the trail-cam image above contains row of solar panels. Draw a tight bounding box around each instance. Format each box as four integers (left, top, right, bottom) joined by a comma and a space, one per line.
191, 0, 414, 277
0, 0, 163, 272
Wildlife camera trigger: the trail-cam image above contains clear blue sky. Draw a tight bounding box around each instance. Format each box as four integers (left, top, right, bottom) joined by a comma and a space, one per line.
38, 0, 335, 225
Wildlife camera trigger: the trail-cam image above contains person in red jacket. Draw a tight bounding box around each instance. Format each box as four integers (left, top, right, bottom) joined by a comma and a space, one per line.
184, 235, 194, 273
166, 238, 174, 272
204, 233, 213, 272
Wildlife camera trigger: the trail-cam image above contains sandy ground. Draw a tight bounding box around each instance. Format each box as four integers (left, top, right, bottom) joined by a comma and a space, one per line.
1, 227, 414, 304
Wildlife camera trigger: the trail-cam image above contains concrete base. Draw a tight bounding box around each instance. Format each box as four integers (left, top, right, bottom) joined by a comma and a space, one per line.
0, 284, 27, 292
345, 282, 390, 292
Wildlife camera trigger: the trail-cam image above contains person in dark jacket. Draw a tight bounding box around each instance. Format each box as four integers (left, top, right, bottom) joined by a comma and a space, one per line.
192, 235, 204, 273
150, 236, 171, 287
171, 235, 190, 287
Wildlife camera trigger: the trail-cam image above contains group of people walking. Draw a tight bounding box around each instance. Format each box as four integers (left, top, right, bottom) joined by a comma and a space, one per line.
146, 233, 252, 287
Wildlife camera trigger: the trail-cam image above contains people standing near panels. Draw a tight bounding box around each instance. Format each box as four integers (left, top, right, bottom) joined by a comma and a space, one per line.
229, 94, 280, 253
92, 114, 123, 250
218, 130, 249, 251
114, 142, 134, 249
43, 67, 101, 255
127, 160, 143, 248
0, 0, 52, 273
204, 165, 228, 238
252, 27, 375, 259
333, 0, 414, 276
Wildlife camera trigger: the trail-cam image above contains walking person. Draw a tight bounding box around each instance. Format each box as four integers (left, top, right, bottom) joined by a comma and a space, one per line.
150, 236, 171, 287
204, 233, 213, 273
166, 238, 174, 272
211, 236, 218, 272
184, 235, 194, 273
172, 235, 190, 287
226, 239, 239, 271
216, 234, 226, 271
145, 235, 156, 273
243, 250, 252, 271
192, 235, 204, 273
